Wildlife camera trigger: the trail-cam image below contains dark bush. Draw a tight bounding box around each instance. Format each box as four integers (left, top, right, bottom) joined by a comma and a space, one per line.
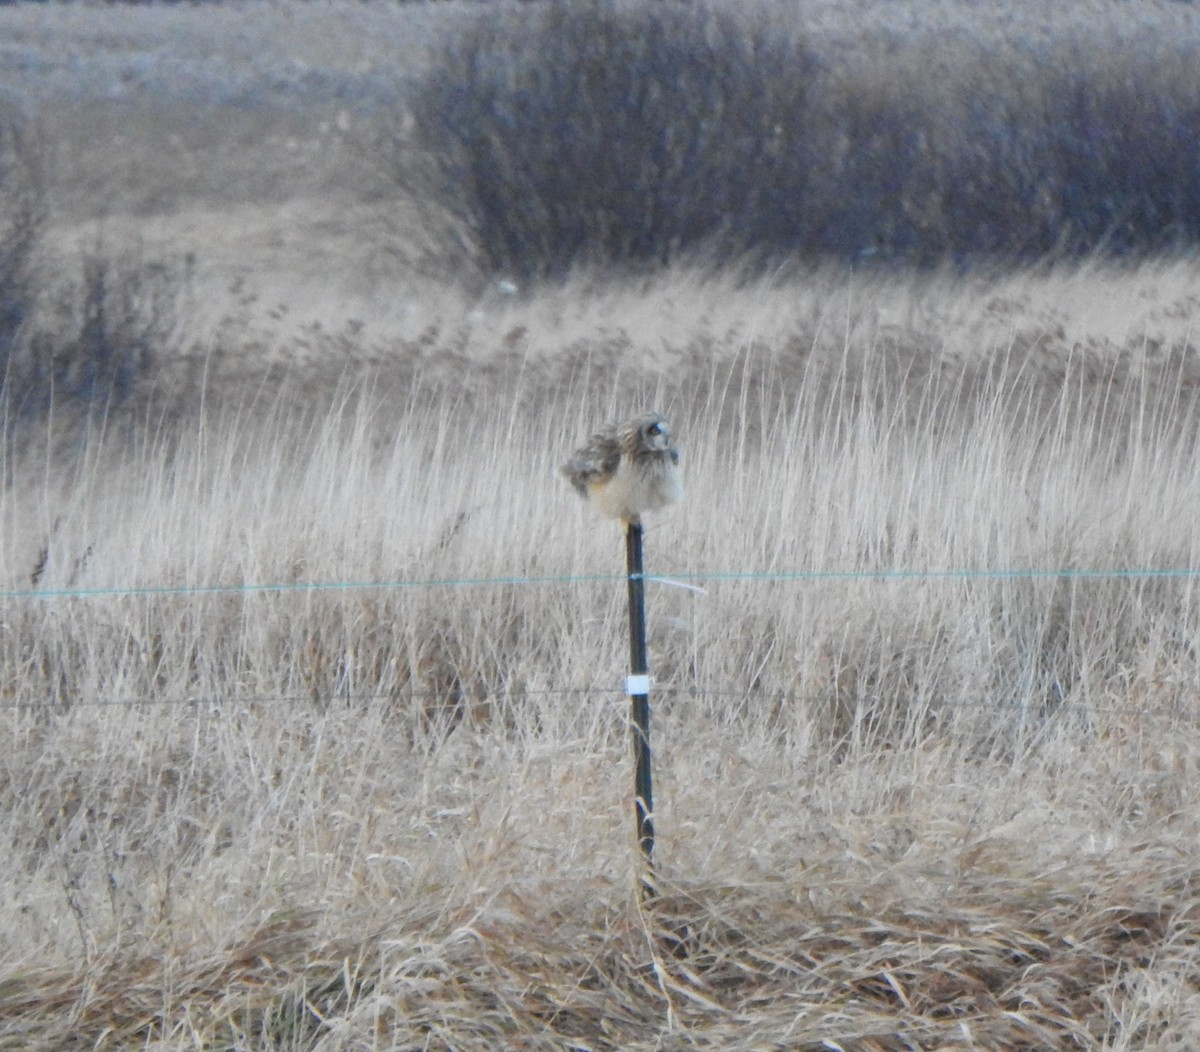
1039, 49, 1200, 258
3, 245, 184, 428
1, 102, 184, 432
0, 100, 45, 405
16, 248, 184, 420
397, 0, 1200, 277
393, 0, 817, 280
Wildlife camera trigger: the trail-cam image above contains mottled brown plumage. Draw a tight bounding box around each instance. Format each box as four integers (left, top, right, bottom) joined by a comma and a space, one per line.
561, 412, 683, 526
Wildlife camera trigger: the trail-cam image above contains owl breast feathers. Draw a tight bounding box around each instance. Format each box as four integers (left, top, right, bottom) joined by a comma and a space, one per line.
561, 412, 683, 526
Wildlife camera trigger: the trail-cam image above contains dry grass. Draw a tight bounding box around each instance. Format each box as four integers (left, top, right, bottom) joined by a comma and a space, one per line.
4, 3, 1200, 1048
5, 259, 1200, 1048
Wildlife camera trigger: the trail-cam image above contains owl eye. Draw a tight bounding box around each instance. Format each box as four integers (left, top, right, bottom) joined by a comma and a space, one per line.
647, 423, 662, 436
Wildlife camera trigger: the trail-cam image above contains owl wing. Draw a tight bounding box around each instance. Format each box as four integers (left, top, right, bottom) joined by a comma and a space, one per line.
561, 431, 622, 497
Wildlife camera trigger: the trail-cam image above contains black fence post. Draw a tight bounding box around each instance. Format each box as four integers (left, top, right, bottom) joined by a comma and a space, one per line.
625, 521, 655, 896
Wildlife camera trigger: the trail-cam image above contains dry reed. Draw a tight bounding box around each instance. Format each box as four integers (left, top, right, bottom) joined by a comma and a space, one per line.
4, 262, 1200, 1048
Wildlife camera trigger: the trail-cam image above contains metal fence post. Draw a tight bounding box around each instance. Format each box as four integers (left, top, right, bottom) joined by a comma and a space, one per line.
625, 521, 655, 896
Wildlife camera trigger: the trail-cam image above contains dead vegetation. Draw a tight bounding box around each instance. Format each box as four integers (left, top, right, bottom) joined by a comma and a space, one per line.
4, 3, 1200, 1049
4, 262, 1200, 1047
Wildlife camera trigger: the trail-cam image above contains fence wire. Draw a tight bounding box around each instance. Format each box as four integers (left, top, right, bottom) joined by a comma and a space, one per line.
1, 684, 1196, 722
3, 564, 1200, 602
3, 564, 1198, 716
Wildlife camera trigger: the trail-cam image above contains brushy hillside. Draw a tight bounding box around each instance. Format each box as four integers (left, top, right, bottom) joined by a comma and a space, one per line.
4, 1, 1200, 1049
3, 0, 1199, 272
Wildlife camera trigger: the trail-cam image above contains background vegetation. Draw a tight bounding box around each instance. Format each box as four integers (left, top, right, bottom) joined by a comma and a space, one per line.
3, 1, 1200, 1048
395, 0, 1200, 278
0, 97, 43, 418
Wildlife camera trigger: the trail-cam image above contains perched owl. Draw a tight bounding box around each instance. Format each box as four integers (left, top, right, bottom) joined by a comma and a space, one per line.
561, 412, 683, 526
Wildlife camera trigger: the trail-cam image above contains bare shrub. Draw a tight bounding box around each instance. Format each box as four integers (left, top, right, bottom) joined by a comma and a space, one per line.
0, 104, 188, 429
0, 97, 46, 410
391, 0, 817, 280
395, 0, 1200, 275
6, 246, 187, 426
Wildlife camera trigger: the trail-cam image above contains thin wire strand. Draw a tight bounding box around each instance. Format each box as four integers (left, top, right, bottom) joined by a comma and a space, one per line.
1, 684, 1195, 721
5, 565, 1200, 602
5, 570, 1198, 717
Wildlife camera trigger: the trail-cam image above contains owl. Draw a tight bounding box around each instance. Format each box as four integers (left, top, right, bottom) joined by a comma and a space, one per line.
561, 412, 683, 526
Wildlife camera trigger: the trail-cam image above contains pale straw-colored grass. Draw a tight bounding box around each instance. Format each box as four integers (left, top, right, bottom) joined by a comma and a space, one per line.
4, 262, 1200, 1048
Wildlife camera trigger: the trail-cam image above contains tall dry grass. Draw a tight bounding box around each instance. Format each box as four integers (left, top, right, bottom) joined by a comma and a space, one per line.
5, 262, 1200, 1047
5, 1, 1200, 1046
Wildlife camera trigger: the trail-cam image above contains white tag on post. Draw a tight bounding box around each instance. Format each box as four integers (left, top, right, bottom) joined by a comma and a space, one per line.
625, 674, 652, 696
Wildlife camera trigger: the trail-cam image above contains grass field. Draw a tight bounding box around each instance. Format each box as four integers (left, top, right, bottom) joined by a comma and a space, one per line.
4, 3, 1200, 1049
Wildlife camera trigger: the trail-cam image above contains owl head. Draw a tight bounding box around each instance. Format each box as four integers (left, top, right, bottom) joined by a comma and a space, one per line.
636, 413, 672, 452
